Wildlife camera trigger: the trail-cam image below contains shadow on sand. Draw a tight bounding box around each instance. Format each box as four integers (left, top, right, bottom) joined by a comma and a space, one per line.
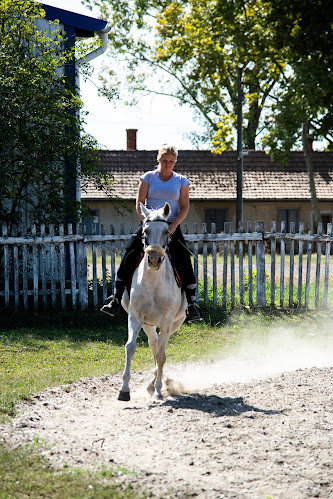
160, 393, 282, 417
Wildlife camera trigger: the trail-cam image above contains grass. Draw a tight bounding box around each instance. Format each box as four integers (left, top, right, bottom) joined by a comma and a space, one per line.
1, 306, 330, 421
0, 308, 235, 420
0, 306, 332, 497
0, 443, 143, 498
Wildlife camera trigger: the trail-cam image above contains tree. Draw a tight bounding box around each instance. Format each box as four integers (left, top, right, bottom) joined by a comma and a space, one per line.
86, 0, 332, 224
84, 0, 284, 150
261, 0, 333, 224
0, 0, 112, 228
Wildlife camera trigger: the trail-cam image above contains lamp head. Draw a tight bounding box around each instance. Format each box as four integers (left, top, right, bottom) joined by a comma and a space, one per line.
244, 61, 255, 73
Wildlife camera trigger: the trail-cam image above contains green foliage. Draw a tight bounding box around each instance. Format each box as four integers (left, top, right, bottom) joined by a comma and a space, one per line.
84, 0, 284, 150
84, 0, 333, 154
0, 0, 114, 228
211, 114, 235, 153
261, 0, 333, 155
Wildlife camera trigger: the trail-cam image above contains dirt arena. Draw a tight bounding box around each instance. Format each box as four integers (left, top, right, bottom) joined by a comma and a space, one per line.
2, 331, 333, 498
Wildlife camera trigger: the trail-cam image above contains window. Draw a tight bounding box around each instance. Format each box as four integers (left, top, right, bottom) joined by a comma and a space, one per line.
277, 209, 299, 232
205, 208, 228, 233
321, 213, 332, 234
84, 209, 100, 235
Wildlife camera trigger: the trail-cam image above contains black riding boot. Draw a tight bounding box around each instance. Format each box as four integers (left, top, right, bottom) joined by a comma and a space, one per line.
100, 278, 125, 316
100, 225, 144, 317
185, 284, 203, 322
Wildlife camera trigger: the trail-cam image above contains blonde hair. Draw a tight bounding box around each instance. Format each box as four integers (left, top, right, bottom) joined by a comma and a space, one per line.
157, 144, 178, 163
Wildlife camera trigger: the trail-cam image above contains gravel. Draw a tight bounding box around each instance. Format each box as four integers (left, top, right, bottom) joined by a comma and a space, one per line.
2, 362, 333, 498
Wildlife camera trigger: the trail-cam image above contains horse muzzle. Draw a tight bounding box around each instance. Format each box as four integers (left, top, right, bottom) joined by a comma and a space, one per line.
145, 245, 166, 270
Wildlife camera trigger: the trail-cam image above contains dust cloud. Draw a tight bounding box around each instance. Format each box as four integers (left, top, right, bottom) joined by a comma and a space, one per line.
166, 322, 333, 393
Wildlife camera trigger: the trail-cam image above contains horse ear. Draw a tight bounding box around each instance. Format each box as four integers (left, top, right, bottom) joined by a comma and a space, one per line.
140, 202, 150, 219
163, 203, 171, 219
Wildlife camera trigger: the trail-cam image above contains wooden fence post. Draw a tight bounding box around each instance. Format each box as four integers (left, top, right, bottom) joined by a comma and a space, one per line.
280, 221, 286, 307
230, 222, 235, 308
101, 224, 107, 303
289, 222, 295, 308
49, 224, 56, 309
22, 226, 28, 311
238, 221, 244, 306
78, 223, 88, 310
270, 221, 276, 307
297, 222, 304, 307
247, 221, 253, 307
315, 223, 322, 308
2, 224, 10, 308
40, 224, 47, 310
193, 223, 199, 303
222, 221, 229, 310
323, 223, 332, 309
202, 222, 208, 306
211, 222, 217, 309
92, 223, 98, 310
110, 224, 115, 295
305, 228, 313, 309
255, 221, 266, 307
12, 226, 19, 311
68, 224, 77, 310
59, 224, 66, 311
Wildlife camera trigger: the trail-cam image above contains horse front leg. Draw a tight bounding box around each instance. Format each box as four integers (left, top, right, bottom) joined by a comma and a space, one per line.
153, 331, 170, 401
118, 315, 142, 401
143, 324, 159, 396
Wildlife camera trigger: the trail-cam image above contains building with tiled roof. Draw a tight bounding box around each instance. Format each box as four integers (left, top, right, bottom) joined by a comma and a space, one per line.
82, 147, 333, 234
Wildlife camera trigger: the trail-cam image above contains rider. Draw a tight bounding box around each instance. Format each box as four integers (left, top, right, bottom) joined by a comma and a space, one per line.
101, 144, 203, 322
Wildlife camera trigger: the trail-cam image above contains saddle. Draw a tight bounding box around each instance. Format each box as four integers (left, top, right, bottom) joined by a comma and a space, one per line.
128, 251, 182, 290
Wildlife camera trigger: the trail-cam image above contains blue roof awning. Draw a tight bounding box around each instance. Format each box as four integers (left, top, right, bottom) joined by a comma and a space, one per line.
41, 4, 108, 37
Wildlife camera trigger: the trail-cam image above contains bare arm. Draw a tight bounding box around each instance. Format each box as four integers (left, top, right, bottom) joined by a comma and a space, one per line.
136, 179, 149, 221
169, 185, 189, 235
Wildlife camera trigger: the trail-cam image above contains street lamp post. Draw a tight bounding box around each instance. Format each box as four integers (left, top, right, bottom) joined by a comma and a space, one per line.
236, 65, 244, 229
236, 61, 254, 229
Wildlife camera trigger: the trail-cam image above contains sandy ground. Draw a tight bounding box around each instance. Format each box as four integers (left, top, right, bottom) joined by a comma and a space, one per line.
2, 332, 333, 498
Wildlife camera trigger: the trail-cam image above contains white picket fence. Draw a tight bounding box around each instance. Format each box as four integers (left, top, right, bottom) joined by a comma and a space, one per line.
0, 221, 332, 312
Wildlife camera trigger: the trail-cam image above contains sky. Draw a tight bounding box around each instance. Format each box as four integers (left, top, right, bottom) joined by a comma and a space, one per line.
39, 0, 203, 151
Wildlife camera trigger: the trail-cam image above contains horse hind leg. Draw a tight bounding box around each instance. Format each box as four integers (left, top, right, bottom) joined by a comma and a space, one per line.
147, 366, 157, 396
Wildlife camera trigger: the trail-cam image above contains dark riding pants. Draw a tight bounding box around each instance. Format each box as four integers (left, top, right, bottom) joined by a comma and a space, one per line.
115, 225, 196, 303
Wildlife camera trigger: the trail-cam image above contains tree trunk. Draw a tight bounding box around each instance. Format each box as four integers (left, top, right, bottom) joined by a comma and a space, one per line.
244, 97, 260, 150
302, 121, 322, 227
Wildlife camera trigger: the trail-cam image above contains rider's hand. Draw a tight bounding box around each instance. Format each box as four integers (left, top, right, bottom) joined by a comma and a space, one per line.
168, 222, 178, 235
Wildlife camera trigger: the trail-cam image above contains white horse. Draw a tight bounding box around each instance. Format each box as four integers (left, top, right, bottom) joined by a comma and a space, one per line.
118, 202, 187, 401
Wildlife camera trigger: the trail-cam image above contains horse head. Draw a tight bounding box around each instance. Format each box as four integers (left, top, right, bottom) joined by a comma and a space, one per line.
140, 202, 170, 270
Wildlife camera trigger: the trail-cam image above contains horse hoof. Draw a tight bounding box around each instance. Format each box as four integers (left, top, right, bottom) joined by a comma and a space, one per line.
147, 382, 155, 396
118, 390, 130, 401
152, 393, 164, 402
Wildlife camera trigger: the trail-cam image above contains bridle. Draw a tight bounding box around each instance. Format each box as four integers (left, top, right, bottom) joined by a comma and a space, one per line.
142, 218, 171, 267
142, 218, 171, 247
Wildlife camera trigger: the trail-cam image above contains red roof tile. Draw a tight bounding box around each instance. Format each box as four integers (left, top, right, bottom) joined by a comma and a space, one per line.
82, 150, 333, 201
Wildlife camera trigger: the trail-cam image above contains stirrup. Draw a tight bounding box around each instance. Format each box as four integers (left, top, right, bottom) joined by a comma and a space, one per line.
100, 295, 120, 316
186, 303, 203, 322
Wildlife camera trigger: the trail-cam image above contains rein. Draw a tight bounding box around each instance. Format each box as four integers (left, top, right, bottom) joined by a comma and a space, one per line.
170, 234, 215, 279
